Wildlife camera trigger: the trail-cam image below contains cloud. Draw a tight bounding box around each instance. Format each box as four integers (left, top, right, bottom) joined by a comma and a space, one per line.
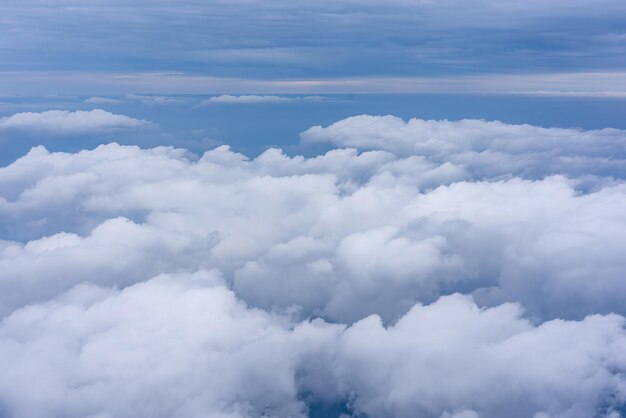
0, 278, 625, 418
84, 97, 126, 104
0, 273, 327, 418
124, 93, 186, 105
301, 115, 626, 181
1, 118, 625, 322
1, 0, 626, 88
480, 90, 626, 98
4, 71, 626, 96
0, 109, 151, 134
85, 94, 186, 105
202, 95, 328, 104
332, 294, 626, 418
1, 115, 626, 416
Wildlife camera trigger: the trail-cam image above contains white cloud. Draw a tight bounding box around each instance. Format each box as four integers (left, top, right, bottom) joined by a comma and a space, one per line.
84, 97, 126, 104
5, 71, 626, 96
301, 115, 626, 181
202, 95, 328, 104
1, 123, 625, 322
124, 93, 186, 105
332, 294, 626, 418
480, 90, 626, 98
0, 279, 624, 418
1, 115, 626, 416
0, 273, 329, 418
0, 109, 151, 133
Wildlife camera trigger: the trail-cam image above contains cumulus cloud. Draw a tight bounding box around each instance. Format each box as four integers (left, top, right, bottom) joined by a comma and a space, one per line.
1, 115, 626, 416
0, 273, 325, 418
301, 115, 626, 181
0, 109, 151, 133
333, 294, 626, 418
0, 279, 625, 418
1, 126, 625, 322
202, 95, 328, 104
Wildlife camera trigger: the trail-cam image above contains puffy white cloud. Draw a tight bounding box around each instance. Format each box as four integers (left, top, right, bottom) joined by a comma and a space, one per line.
301, 115, 626, 181
1, 121, 626, 322
1, 115, 626, 416
0, 273, 338, 418
0, 109, 151, 133
0, 216, 217, 316
0, 279, 624, 418
332, 294, 626, 418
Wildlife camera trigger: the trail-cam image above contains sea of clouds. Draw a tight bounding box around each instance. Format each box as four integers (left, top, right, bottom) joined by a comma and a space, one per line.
1, 112, 626, 417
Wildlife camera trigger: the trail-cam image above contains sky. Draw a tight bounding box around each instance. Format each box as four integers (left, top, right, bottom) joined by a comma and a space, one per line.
1, 0, 626, 94
2, 1, 626, 418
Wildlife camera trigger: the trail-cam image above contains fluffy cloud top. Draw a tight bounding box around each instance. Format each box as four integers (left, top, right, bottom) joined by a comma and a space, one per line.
1, 277, 625, 418
1, 115, 626, 417
302, 115, 626, 181
0, 109, 151, 133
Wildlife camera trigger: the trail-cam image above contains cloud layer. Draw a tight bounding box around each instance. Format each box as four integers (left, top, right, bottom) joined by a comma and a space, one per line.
2, 0, 626, 86
0, 109, 150, 134
202, 95, 327, 104
1, 115, 626, 417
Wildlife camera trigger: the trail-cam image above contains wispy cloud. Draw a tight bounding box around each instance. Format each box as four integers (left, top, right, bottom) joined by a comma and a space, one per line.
124, 93, 186, 105
201, 94, 329, 104
478, 90, 626, 98
84, 96, 126, 104
3, 71, 626, 96
84, 94, 186, 105
1, 0, 625, 80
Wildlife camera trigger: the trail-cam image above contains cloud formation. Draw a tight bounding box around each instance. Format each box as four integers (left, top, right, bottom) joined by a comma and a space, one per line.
84, 97, 126, 104
2, 0, 626, 87
1, 278, 625, 418
202, 95, 327, 104
1, 115, 626, 416
0, 109, 150, 133
301, 115, 626, 181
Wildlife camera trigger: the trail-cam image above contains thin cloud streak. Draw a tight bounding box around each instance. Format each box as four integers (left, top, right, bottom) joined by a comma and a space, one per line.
3, 71, 626, 95
201, 95, 330, 105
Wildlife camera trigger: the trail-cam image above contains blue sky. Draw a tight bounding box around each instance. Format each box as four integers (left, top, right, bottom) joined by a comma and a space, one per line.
2, 1, 626, 163
1, 0, 626, 94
